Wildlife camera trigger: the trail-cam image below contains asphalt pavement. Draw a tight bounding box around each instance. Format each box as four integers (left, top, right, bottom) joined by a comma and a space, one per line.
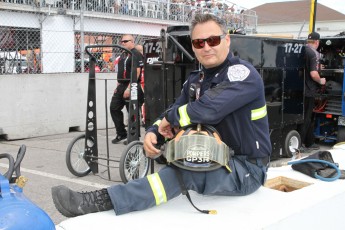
0, 128, 333, 225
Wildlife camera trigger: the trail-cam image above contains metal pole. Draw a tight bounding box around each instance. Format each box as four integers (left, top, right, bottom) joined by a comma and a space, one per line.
81, 0, 85, 73
309, 0, 317, 33
297, 20, 306, 39
105, 79, 111, 180
39, 16, 43, 73
313, 0, 317, 33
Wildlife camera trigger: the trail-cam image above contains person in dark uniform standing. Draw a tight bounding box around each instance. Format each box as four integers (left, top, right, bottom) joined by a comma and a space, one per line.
110, 34, 143, 144
299, 32, 326, 152
51, 14, 271, 217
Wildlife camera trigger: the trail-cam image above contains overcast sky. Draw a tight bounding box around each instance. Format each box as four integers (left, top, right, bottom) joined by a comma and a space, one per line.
230, 0, 345, 15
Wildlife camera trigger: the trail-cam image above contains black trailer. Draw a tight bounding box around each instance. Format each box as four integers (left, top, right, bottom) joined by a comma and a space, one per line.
144, 26, 197, 127
143, 26, 306, 160
230, 34, 305, 159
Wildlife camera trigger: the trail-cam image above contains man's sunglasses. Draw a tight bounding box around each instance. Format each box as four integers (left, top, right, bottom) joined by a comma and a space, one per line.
121, 40, 131, 43
191, 34, 226, 49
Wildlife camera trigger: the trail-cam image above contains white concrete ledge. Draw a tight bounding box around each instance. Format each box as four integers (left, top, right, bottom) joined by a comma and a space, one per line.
56, 146, 345, 230
0, 73, 119, 140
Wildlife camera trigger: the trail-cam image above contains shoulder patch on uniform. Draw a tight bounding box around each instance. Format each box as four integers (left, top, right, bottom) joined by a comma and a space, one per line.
227, 64, 250, 82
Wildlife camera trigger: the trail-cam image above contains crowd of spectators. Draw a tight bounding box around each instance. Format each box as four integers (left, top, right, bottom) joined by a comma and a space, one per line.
3, 0, 254, 30
174, 0, 252, 29
108, 0, 253, 29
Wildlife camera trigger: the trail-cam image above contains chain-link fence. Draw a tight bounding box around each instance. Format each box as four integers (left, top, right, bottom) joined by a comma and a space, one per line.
74, 32, 154, 73
0, 28, 155, 74
0, 0, 257, 75
0, 26, 40, 74
0, 7, 157, 74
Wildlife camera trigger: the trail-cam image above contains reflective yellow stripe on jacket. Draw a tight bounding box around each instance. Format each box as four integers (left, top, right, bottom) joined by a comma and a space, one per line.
178, 104, 191, 127
153, 119, 161, 127
251, 105, 267, 120
147, 173, 167, 206
177, 104, 266, 124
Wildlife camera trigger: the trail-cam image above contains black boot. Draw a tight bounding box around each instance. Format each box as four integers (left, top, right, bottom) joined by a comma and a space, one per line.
52, 185, 113, 217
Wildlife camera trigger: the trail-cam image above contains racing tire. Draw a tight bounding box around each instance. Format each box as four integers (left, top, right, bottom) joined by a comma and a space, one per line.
337, 126, 345, 143
283, 130, 301, 158
66, 134, 92, 177
119, 141, 150, 184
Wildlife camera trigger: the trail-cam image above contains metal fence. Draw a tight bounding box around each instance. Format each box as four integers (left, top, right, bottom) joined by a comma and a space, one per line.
0, 26, 41, 74
74, 32, 154, 73
0, 0, 257, 75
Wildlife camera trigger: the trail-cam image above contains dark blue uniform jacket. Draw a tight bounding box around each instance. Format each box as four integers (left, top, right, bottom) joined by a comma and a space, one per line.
149, 53, 272, 159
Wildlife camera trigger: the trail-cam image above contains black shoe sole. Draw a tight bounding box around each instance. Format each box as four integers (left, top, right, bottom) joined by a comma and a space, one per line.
112, 140, 125, 144
51, 186, 77, 218
112, 137, 127, 144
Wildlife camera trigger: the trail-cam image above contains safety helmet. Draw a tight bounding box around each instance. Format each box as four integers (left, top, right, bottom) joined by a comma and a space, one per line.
164, 124, 230, 172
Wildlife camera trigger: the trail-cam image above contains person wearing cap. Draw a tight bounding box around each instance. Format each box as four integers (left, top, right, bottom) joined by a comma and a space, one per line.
299, 32, 326, 152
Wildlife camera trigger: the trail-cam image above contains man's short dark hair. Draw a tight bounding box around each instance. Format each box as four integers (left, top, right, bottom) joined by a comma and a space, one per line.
190, 14, 227, 37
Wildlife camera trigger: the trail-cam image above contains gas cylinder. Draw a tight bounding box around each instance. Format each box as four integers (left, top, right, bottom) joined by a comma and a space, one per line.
0, 174, 55, 229
0, 146, 55, 230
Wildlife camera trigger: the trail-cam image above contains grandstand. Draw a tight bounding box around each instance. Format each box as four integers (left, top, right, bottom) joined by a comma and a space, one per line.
0, 0, 257, 75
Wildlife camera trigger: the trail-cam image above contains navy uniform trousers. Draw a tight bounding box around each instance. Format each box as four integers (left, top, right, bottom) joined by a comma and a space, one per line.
107, 155, 267, 215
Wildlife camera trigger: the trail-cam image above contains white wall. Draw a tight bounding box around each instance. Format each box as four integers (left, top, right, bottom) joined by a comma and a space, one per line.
42, 15, 75, 73
257, 20, 345, 38
0, 10, 40, 28
0, 73, 120, 140
78, 17, 165, 37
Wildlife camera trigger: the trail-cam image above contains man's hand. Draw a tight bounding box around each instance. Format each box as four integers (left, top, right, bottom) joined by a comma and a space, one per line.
320, 77, 326, 85
123, 88, 130, 99
143, 132, 161, 158
158, 118, 175, 139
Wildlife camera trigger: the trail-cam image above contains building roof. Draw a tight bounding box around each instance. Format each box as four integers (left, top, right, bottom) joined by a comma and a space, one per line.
252, 0, 345, 24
